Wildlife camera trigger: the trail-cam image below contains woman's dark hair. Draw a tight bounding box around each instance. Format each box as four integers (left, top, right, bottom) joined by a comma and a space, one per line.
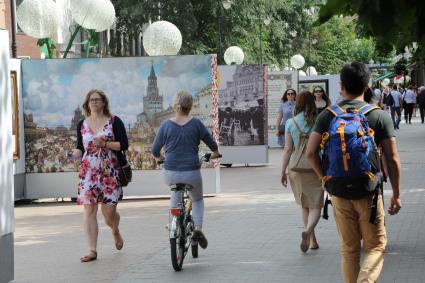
294, 91, 317, 128
82, 89, 111, 117
312, 85, 331, 106
364, 87, 374, 103
282, 88, 297, 102
340, 61, 370, 96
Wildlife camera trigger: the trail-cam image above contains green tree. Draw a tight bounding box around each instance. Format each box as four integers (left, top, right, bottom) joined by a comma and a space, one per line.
318, 0, 425, 58
109, 0, 392, 73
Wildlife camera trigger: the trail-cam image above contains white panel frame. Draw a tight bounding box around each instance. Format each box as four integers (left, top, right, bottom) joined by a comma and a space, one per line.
24, 168, 219, 199
0, 30, 15, 236
219, 145, 268, 165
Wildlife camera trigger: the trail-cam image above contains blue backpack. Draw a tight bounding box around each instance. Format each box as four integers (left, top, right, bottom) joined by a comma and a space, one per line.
321, 104, 382, 200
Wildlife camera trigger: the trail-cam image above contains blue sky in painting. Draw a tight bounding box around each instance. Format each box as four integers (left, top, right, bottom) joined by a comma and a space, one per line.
21, 55, 213, 128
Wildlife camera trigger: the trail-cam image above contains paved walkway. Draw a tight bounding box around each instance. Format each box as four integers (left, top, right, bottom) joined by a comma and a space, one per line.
13, 118, 425, 282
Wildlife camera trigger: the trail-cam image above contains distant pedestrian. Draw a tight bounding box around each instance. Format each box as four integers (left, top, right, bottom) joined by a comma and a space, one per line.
276, 89, 296, 146
306, 62, 402, 283
312, 86, 331, 114
280, 91, 323, 253
402, 85, 416, 124
381, 86, 391, 112
417, 86, 425, 123
372, 84, 382, 106
72, 89, 129, 262
390, 85, 403, 129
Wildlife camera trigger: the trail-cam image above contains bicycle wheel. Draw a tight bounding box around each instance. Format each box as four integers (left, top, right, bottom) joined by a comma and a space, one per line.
170, 222, 185, 271
191, 241, 198, 258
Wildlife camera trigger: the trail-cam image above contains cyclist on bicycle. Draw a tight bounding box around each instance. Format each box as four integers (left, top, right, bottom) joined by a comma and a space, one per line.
152, 91, 221, 249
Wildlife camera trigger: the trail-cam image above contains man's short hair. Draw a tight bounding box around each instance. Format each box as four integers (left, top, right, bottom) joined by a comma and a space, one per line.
340, 61, 370, 96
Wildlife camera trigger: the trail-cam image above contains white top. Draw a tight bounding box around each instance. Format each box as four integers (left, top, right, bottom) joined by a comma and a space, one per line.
403, 89, 416, 104
390, 90, 403, 107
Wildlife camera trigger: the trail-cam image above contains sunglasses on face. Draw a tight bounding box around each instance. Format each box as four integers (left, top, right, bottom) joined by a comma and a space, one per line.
89, 98, 103, 103
314, 90, 323, 93
287, 92, 296, 96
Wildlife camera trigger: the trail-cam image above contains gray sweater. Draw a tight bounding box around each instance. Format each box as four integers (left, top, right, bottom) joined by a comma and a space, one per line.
152, 117, 218, 171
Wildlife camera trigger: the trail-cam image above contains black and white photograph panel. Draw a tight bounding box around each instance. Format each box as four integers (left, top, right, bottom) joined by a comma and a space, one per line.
217, 65, 266, 146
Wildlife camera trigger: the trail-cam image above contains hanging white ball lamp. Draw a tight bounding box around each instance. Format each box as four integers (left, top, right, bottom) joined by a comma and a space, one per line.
16, 0, 59, 39
70, 0, 116, 31
223, 46, 244, 65
143, 21, 182, 56
290, 54, 305, 69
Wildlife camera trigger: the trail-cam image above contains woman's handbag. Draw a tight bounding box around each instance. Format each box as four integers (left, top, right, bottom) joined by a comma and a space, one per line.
116, 151, 132, 187
288, 118, 313, 173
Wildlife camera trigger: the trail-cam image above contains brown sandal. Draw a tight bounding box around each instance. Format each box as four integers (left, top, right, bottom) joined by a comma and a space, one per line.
113, 213, 124, 250
113, 231, 124, 250
80, 250, 97, 262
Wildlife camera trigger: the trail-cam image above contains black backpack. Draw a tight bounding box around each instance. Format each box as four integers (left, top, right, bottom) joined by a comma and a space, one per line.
384, 92, 394, 106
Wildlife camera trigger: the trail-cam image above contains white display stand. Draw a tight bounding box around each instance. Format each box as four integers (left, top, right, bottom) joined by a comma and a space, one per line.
24, 168, 220, 199
267, 71, 298, 148
0, 29, 15, 283
11, 58, 26, 200
219, 145, 268, 165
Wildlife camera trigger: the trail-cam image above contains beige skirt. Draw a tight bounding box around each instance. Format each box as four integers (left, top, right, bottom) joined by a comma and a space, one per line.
288, 170, 324, 209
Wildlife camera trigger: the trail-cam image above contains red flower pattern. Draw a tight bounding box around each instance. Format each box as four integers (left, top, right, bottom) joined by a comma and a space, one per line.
76, 118, 122, 205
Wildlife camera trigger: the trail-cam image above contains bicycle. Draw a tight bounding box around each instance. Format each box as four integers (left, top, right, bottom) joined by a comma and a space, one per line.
158, 153, 220, 271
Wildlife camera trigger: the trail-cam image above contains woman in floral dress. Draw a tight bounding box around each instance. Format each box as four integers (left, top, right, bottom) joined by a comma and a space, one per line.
72, 89, 128, 262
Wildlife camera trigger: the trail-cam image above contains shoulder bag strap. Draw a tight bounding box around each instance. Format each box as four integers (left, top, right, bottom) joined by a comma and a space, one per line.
292, 118, 311, 135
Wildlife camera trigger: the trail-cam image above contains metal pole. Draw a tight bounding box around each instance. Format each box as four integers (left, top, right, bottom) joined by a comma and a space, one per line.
10, 0, 17, 58
216, 0, 222, 64
260, 21, 262, 64
308, 32, 311, 65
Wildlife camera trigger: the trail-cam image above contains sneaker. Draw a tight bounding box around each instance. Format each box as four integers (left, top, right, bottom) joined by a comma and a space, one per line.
192, 230, 208, 249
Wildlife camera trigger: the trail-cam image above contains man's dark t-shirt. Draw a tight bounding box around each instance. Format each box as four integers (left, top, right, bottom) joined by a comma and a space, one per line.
313, 100, 395, 146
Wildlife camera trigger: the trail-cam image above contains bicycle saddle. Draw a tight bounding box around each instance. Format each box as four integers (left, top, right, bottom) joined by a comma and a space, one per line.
170, 183, 193, 191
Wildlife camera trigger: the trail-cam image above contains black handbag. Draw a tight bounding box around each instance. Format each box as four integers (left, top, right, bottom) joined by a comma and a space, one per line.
116, 151, 132, 187
278, 124, 286, 135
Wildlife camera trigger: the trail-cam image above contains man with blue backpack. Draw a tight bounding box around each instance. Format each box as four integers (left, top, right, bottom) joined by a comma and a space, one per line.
306, 62, 402, 283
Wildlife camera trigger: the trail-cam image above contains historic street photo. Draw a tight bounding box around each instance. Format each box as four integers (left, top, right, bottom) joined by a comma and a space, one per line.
218, 65, 266, 146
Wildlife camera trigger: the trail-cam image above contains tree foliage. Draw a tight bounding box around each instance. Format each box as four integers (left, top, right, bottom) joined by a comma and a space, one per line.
110, 0, 392, 74
318, 0, 425, 58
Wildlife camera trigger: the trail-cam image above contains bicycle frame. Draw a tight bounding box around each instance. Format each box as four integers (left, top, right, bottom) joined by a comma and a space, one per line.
168, 190, 193, 241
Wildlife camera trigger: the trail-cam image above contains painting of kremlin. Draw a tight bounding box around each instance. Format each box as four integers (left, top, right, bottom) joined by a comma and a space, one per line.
21, 55, 217, 173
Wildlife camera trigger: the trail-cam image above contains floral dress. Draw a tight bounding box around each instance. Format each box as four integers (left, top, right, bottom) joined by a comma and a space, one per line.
77, 117, 122, 205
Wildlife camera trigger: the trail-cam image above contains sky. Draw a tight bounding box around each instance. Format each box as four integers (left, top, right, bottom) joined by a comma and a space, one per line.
21, 55, 213, 128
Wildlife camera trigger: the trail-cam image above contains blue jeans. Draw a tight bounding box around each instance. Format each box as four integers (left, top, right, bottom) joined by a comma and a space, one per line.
390, 107, 401, 129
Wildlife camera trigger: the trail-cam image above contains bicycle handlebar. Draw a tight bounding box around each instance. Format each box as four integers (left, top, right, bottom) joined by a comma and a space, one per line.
156, 153, 222, 165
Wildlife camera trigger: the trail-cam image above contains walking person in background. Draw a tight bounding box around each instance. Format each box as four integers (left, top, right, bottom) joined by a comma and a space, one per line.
402, 85, 416, 124
390, 85, 403, 129
313, 86, 331, 114
306, 62, 402, 283
276, 89, 296, 147
372, 84, 382, 107
72, 89, 129, 262
381, 85, 391, 112
281, 91, 323, 253
417, 86, 425, 124
152, 91, 221, 249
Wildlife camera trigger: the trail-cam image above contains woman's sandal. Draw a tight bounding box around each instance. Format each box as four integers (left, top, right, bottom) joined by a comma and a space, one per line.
310, 244, 320, 250
80, 250, 97, 262
113, 231, 124, 250
113, 213, 124, 250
